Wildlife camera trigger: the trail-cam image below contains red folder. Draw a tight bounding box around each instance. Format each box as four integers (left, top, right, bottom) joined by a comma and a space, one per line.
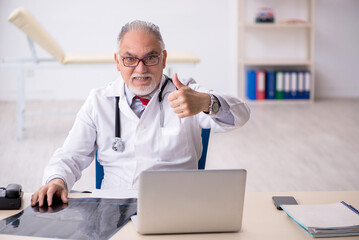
256, 71, 266, 100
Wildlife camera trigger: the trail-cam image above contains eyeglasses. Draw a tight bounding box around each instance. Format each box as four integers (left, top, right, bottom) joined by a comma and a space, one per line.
121, 55, 161, 67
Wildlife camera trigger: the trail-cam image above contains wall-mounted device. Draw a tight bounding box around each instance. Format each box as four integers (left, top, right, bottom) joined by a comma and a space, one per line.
0, 184, 23, 210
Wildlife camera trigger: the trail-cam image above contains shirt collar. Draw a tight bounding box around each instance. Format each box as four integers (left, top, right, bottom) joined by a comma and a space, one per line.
124, 84, 136, 106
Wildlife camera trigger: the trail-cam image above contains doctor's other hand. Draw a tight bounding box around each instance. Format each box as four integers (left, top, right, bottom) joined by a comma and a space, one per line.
31, 178, 68, 207
168, 73, 211, 118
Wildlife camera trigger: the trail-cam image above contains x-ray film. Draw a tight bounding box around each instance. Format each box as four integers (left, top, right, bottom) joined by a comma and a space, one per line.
0, 198, 137, 240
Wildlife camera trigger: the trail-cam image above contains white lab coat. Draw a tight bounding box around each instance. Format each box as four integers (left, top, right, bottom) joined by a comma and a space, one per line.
43, 75, 250, 190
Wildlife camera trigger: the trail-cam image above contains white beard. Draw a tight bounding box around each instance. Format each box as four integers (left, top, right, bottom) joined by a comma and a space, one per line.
128, 73, 158, 96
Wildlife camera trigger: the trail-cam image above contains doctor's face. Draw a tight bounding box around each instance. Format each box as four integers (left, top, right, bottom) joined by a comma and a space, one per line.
115, 30, 167, 96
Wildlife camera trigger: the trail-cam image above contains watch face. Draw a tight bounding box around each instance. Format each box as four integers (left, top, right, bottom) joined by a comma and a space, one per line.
212, 102, 220, 113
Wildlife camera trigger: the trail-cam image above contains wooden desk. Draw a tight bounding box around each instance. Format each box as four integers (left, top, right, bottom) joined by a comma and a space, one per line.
1, 191, 358, 239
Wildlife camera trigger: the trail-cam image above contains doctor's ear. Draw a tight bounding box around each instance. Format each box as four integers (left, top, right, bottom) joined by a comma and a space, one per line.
162, 50, 167, 69
114, 53, 121, 71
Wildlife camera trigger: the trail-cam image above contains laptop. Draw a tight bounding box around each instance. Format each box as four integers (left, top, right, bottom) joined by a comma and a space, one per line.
133, 169, 247, 234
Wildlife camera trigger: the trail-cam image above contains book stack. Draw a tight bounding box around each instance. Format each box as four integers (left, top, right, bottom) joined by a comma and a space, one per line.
281, 201, 359, 238
246, 70, 311, 100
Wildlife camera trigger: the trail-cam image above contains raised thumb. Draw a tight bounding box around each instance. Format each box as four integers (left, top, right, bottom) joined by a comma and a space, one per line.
172, 73, 184, 89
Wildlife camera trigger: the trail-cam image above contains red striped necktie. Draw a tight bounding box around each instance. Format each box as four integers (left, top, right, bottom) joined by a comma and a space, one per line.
135, 96, 150, 106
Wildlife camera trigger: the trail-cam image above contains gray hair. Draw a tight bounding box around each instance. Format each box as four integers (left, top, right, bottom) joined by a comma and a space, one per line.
115, 20, 165, 54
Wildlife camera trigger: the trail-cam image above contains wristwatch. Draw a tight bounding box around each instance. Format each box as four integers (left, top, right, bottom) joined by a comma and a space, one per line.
208, 94, 220, 115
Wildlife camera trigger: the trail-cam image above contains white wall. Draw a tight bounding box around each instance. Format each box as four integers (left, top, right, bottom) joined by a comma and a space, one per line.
0, 0, 358, 101
0, 0, 238, 100
315, 0, 359, 98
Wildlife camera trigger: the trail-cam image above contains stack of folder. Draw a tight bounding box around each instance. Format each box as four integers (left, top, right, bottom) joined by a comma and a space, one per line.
246, 70, 311, 100
281, 201, 359, 238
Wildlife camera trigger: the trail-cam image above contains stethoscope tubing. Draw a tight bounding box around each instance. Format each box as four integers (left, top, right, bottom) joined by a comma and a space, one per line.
115, 96, 120, 138
112, 76, 174, 152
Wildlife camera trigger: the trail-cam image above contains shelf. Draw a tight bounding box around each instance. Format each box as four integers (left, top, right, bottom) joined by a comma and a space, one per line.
238, 0, 315, 103
242, 60, 312, 66
246, 99, 313, 104
242, 23, 311, 29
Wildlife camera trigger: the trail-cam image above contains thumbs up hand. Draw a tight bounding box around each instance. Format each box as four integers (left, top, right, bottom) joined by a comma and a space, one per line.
171, 72, 186, 90
168, 73, 211, 118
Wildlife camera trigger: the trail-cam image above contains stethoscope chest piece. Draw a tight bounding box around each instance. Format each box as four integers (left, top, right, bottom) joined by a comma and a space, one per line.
112, 137, 125, 152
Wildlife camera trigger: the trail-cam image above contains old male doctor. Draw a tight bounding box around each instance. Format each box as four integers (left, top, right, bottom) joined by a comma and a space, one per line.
31, 20, 251, 207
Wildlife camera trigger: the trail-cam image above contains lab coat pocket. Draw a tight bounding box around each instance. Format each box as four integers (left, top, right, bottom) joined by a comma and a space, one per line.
159, 123, 189, 162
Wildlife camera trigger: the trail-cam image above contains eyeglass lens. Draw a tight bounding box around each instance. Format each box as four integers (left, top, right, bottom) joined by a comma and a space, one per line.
122, 56, 159, 67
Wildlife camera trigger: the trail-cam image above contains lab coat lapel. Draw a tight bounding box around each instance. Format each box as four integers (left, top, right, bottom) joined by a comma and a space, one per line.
119, 92, 140, 121
105, 76, 140, 121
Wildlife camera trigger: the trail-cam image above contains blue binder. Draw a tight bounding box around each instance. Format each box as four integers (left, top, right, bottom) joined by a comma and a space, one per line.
266, 71, 276, 99
290, 72, 298, 99
246, 70, 256, 100
297, 72, 304, 99
304, 71, 311, 99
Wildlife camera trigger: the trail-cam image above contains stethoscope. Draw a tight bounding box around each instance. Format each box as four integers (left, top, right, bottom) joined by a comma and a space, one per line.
112, 75, 174, 152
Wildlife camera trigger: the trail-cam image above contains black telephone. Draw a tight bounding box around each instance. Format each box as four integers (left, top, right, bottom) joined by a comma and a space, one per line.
0, 184, 23, 210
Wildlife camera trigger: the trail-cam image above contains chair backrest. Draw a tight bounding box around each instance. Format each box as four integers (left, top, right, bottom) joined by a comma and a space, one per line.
198, 128, 210, 170
95, 128, 211, 189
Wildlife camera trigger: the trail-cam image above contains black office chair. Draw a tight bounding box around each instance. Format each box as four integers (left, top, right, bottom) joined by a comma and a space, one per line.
95, 128, 211, 189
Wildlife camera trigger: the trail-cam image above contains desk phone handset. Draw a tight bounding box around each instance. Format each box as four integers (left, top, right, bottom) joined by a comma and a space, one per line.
0, 184, 23, 210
